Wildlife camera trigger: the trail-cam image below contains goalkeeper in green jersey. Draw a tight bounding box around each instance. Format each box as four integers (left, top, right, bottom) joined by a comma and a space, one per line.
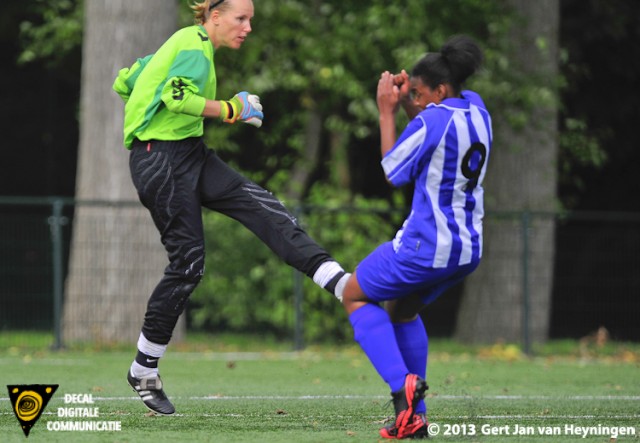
113, 0, 349, 416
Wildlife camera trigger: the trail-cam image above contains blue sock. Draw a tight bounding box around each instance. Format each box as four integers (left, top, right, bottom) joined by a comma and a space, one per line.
349, 304, 408, 392
393, 316, 428, 414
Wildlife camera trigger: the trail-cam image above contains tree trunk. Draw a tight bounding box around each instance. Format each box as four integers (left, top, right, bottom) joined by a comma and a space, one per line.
63, 0, 179, 344
455, 0, 559, 344
284, 108, 323, 201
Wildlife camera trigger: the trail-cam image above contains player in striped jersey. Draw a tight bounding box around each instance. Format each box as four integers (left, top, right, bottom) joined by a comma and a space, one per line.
338, 35, 491, 439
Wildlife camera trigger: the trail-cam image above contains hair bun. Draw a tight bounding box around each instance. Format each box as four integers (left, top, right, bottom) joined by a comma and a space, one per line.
440, 35, 483, 85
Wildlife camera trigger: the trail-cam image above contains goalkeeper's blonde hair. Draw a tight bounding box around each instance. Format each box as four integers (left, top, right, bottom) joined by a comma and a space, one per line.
191, 0, 231, 25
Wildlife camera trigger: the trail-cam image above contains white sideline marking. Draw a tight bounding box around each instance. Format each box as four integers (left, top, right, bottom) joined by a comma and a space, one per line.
433, 395, 640, 401
189, 394, 640, 401
447, 415, 640, 420
1, 394, 639, 402
0, 358, 92, 365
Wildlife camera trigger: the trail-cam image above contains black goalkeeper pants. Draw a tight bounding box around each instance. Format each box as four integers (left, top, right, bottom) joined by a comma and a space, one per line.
129, 137, 332, 344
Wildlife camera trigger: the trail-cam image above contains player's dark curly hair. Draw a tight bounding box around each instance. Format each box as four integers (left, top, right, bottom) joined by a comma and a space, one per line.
411, 35, 483, 95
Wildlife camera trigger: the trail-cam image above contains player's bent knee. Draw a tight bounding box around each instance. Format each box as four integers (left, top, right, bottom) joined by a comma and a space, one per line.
386, 295, 424, 322
164, 250, 205, 314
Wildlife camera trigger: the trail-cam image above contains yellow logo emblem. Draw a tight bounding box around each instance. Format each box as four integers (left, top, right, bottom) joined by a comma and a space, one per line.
7, 384, 58, 437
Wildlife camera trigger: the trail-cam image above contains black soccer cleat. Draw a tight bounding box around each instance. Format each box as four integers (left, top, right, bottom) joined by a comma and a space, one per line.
379, 374, 428, 439
127, 370, 175, 415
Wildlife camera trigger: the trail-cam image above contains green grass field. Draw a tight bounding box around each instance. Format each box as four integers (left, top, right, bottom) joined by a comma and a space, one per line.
1, 338, 638, 442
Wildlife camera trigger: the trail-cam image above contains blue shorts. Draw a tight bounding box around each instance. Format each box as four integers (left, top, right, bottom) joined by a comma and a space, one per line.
356, 241, 479, 304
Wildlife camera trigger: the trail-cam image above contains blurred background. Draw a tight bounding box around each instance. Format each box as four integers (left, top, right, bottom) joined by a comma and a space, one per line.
1, 0, 638, 351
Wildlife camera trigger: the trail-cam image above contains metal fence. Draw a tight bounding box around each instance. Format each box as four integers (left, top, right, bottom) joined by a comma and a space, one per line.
1, 196, 639, 349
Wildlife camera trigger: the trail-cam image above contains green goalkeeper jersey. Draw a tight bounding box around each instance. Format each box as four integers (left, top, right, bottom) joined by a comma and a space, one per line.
113, 25, 216, 149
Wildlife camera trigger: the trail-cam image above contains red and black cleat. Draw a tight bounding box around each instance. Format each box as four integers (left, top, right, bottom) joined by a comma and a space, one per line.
379, 374, 428, 439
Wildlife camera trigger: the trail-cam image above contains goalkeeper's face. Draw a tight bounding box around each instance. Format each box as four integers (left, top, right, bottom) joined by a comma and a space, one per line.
212, 0, 254, 50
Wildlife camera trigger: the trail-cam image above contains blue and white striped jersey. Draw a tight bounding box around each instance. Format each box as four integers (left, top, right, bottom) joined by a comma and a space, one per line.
381, 90, 492, 268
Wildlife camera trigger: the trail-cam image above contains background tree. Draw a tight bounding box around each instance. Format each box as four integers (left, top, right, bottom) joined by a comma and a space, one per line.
455, 0, 560, 344
62, 0, 179, 343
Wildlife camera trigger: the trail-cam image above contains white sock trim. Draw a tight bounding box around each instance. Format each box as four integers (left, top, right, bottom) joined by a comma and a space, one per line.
334, 273, 351, 302
131, 361, 159, 379
137, 333, 168, 359
312, 261, 344, 288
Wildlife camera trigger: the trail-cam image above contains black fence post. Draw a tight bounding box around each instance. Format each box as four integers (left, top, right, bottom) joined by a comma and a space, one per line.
48, 198, 68, 350
521, 210, 531, 355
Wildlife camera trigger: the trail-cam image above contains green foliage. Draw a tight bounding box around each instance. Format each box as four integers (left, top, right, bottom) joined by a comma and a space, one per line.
292, 188, 406, 342
190, 187, 404, 342
189, 209, 294, 335
18, 0, 83, 66
209, 0, 516, 170
557, 117, 609, 207
560, 118, 608, 168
